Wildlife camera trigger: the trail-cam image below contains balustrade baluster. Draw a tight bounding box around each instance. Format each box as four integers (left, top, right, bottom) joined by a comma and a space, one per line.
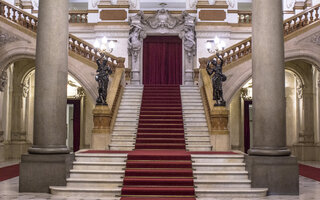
12, 8, 16, 22
315, 7, 319, 20
304, 13, 309, 26
310, 10, 314, 22
7, 7, 11, 20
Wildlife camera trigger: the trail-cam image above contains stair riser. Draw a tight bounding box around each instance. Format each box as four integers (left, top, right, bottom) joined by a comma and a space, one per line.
195, 183, 251, 189
75, 157, 127, 162
116, 114, 139, 118
192, 158, 244, 163
194, 166, 246, 171
187, 147, 212, 151
194, 174, 249, 180
114, 119, 138, 122
114, 122, 138, 126
110, 146, 134, 151
184, 123, 208, 126
50, 189, 120, 197
70, 173, 124, 180
114, 127, 138, 131
185, 137, 210, 141
184, 114, 206, 118
111, 142, 134, 146
186, 141, 211, 145
195, 191, 267, 198
112, 136, 135, 140
73, 165, 125, 171
185, 127, 209, 131
67, 182, 122, 189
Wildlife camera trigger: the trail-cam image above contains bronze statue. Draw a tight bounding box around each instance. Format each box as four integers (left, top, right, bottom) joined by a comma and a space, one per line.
95, 55, 112, 105
206, 53, 227, 106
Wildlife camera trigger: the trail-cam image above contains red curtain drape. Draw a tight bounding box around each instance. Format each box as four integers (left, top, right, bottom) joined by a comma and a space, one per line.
143, 36, 182, 85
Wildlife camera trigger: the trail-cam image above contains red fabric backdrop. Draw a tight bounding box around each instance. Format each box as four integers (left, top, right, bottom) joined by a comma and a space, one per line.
143, 36, 182, 85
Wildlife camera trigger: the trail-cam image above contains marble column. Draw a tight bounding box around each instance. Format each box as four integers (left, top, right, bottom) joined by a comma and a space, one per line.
245, 0, 299, 195
19, 0, 73, 193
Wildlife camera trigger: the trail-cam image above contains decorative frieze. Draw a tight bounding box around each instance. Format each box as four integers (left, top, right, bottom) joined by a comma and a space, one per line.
311, 32, 320, 46
0, 71, 8, 92
0, 30, 20, 47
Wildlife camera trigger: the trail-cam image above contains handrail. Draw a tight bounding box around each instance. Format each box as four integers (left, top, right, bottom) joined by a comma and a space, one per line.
0, 1, 122, 70
201, 3, 320, 68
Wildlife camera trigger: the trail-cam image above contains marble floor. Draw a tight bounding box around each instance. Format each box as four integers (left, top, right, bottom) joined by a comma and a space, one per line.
0, 176, 319, 200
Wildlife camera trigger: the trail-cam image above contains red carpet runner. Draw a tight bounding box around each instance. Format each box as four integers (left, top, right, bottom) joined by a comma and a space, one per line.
120, 85, 196, 200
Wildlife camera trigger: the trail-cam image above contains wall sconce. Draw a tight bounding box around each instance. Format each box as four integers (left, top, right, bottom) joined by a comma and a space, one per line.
94, 36, 117, 53
206, 36, 226, 54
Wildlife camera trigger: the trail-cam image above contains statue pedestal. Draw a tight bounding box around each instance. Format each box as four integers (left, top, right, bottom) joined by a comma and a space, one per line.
91, 105, 112, 150
210, 106, 230, 151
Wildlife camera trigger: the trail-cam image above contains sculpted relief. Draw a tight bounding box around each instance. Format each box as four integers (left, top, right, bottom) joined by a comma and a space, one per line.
128, 9, 196, 62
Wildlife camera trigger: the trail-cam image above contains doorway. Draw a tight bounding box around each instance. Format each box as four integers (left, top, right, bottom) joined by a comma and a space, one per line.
143, 36, 182, 85
244, 100, 252, 153
67, 99, 81, 152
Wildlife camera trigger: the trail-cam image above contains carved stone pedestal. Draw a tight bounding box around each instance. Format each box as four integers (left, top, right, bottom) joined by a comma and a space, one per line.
91, 105, 112, 150
210, 106, 230, 151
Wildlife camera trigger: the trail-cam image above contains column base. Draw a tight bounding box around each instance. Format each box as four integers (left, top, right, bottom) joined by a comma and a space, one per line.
245, 155, 299, 195
248, 147, 291, 156
28, 145, 70, 154
19, 153, 74, 193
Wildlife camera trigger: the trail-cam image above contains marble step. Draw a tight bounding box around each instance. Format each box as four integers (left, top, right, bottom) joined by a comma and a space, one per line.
193, 171, 249, 180
182, 103, 203, 106
50, 186, 121, 197
187, 146, 212, 151
120, 102, 141, 106
191, 154, 244, 163
185, 127, 209, 131
73, 162, 126, 170
112, 135, 135, 140
185, 136, 210, 141
195, 180, 251, 189
115, 118, 139, 122
184, 114, 206, 118
184, 123, 208, 126
118, 106, 141, 110
112, 130, 137, 135
109, 144, 135, 151
193, 163, 246, 171
120, 99, 142, 102
116, 113, 139, 118
114, 121, 138, 126
66, 178, 122, 188
182, 100, 202, 103
184, 119, 207, 123
70, 170, 124, 179
195, 188, 268, 198
75, 154, 127, 162
183, 110, 205, 114
186, 140, 211, 145
110, 141, 135, 146
185, 132, 210, 137
113, 127, 138, 131
117, 110, 140, 114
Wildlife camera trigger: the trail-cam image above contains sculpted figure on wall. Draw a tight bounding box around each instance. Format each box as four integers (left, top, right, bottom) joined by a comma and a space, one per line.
128, 11, 147, 62
179, 12, 196, 61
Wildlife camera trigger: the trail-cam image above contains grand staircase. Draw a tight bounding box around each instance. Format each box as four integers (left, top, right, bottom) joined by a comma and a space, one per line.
50, 85, 267, 199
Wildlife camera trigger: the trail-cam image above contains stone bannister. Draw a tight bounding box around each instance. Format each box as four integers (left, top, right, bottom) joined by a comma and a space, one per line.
0, 1, 126, 149
198, 3, 320, 137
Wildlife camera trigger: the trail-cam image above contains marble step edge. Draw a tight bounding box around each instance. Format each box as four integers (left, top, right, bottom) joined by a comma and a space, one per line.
193, 163, 246, 166
193, 171, 248, 175
73, 161, 126, 165
75, 153, 128, 157
50, 186, 121, 192
195, 188, 268, 194
194, 180, 251, 184
70, 169, 124, 174
67, 178, 123, 183
191, 154, 244, 158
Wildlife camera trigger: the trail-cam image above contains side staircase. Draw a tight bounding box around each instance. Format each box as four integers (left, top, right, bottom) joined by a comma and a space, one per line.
109, 86, 143, 151
181, 86, 212, 151
50, 85, 267, 199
